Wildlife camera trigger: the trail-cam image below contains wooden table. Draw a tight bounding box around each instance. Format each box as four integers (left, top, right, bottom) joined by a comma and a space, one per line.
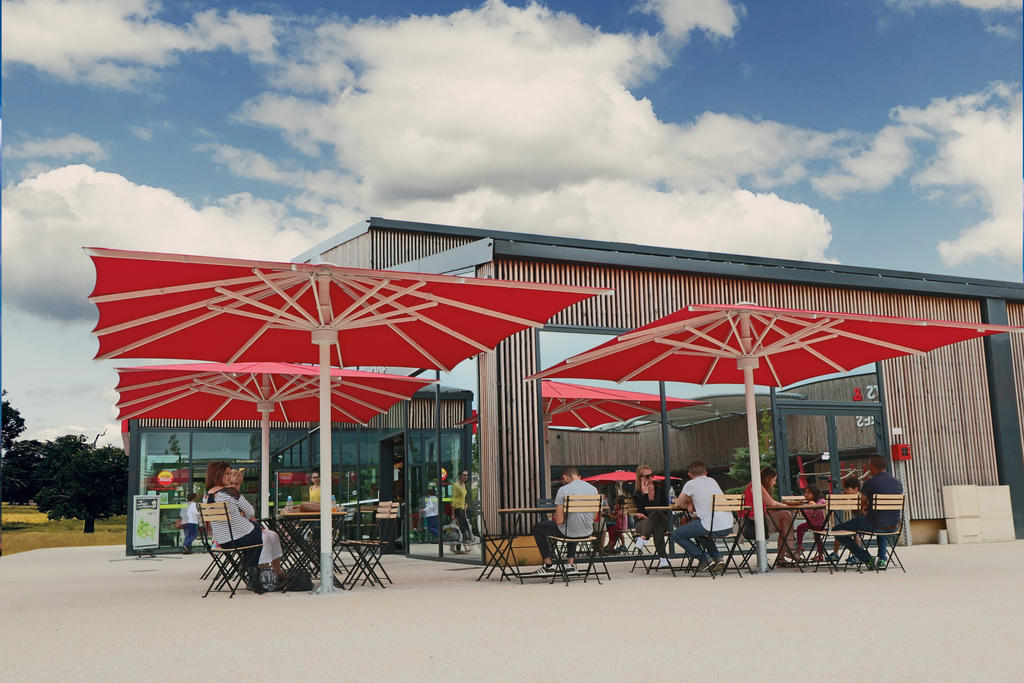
766, 503, 826, 572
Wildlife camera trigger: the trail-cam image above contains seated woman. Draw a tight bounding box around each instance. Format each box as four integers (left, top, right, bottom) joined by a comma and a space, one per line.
739, 466, 798, 567
222, 468, 286, 582
204, 461, 265, 592
632, 465, 671, 569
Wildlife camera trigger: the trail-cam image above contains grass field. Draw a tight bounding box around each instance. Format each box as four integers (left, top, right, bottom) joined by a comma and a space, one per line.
1, 504, 126, 555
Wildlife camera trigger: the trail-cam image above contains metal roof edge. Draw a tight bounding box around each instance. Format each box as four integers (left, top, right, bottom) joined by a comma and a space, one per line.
291, 219, 370, 263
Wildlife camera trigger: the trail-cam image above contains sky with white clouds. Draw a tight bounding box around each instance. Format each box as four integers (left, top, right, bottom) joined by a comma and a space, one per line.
1, 0, 1021, 445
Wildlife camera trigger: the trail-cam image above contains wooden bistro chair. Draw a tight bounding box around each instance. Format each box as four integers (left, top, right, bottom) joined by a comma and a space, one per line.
670, 494, 746, 579
811, 494, 863, 574
338, 501, 400, 589
547, 494, 609, 586
861, 493, 906, 573
197, 502, 263, 598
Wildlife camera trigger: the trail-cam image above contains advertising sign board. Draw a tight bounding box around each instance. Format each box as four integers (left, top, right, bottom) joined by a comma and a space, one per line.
132, 495, 160, 551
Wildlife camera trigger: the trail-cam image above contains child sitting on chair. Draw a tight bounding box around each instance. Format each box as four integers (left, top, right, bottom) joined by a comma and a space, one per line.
794, 485, 826, 562
602, 496, 629, 554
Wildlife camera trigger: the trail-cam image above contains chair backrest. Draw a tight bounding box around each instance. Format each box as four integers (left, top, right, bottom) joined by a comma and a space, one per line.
623, 498, 639, 517
375, 501, 401, 520
825, 493, 861, 512
373, 501, 401, 543
563, 494, 603, 517
782, 495, 805, 504
199, 501, 230, 523
870, 493, 905, 511
711, 494, 745, 513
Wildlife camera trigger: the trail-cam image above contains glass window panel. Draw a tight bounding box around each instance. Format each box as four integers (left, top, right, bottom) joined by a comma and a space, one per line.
139, 431, 190, 550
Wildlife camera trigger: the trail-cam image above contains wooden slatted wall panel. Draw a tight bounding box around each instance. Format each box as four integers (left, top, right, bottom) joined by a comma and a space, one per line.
320, 232, 371, 268
1007, 303, 1024, 459
137, 398, 463, 432
370, 228, 477, 269
491, 258, 997, 521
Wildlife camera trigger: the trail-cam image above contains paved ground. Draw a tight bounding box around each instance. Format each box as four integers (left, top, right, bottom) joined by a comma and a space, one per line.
2, 542, 1023, 681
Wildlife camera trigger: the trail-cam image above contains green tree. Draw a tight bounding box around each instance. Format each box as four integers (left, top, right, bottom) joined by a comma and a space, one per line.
35, 435, 128, 533
725, 410, 776, 494
2, 392, 27, 452
1, 439, 47, 503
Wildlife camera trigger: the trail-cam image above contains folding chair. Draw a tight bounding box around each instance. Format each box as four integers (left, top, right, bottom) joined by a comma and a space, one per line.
670, 494, 746, 579
861, 494, 906, 573
626, 499, 661, 575
197, 502, 262, 598
548, 494, 608, 586
811, 494, 863, 574
477, 513, 518, 583
338, 501, 400, 589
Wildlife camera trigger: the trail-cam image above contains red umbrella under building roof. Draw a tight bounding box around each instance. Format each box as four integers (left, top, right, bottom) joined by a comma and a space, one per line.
531, 302, 1023, 572
541, 380, 706, 429
115, 362, 434, 518
582, 470, 681, 483
114, 362, 434, 425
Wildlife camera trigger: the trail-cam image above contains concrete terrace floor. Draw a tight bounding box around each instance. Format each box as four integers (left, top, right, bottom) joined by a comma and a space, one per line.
2, 542, 1023, 682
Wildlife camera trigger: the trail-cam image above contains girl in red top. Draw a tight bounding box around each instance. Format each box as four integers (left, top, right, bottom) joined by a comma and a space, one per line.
740, 466, 798, 567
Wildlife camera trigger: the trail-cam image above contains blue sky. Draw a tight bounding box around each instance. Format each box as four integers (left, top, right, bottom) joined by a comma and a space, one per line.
2, 0, 1022, 443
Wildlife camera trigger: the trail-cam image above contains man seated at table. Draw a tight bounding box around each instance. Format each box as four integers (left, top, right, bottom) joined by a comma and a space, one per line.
670, 460, 734, 572
531, 466, 599, 575
835, 456, 903, 568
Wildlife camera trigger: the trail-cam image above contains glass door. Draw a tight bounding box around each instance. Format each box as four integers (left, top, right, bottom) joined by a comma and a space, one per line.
777, 407, 885, 495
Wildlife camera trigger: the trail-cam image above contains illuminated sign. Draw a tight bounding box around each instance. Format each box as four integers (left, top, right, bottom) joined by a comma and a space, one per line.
157, 470, 174, 486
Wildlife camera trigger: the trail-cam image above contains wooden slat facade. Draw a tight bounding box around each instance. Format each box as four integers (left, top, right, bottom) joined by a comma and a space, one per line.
137, 396, 465, 431
324, 225, 1022, 526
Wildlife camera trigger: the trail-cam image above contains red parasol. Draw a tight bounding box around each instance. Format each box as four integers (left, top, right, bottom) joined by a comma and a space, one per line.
87, 247, 608, 591
541, 380, 705, 429
531, 302, 1021, 571
114, 362, 434, 517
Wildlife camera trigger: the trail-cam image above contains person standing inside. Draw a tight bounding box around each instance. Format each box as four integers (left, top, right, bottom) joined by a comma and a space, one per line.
450, 470, 475, 552
180, 492, 200, 554
835, 456, 904, 568
531, 467, 599, 574
670, 460, 734, 572
308, 471, 321, 503
423, 488, 439, 542
632, 464, 671, 569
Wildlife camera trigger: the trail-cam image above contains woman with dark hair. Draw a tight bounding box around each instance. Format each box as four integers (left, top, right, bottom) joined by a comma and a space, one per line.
738, 466, 798, 567
204, 461, 264, 592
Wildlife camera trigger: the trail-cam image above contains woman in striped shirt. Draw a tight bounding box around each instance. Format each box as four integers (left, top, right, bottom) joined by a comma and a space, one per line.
204, 461, 264, 591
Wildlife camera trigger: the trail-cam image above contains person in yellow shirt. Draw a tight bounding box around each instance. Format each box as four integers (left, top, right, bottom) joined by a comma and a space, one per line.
450, 470, 476, 553
308, 472, 321, 503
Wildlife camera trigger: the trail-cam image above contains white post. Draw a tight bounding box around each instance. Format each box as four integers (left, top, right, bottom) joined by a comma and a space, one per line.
312, 328, 336, 593
738, 309, 769, 573
257, 402, 272, 520
740, 358, 769, 573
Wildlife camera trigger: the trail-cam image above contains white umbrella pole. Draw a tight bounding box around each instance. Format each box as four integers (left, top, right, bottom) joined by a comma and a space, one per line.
258, 405, 272, 520
740, 358, 769, 573
313, 329, 335, 593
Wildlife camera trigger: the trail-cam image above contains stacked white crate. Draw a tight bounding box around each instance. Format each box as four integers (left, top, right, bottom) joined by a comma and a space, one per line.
978, 485, 1015, 542
943, 485, 981, 544
942, 485, 1015, 543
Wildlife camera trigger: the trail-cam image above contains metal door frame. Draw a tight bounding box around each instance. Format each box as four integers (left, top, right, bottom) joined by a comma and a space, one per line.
774, 401, 886, 495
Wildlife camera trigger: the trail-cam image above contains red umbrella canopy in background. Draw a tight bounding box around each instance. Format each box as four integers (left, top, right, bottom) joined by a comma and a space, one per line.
581, 470, 682, 484
87, 248, 608, 369
532, 303, 1020, 387
542, 380, 706, 429
114, 362, 434, 425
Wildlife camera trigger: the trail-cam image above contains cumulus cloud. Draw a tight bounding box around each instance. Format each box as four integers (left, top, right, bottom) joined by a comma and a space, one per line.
4, 133, 108, 161
985, 23, 1017, 36
891, 85, 1022, 267
387, 180, 834, 262
1, 164, 330, 322
1, 0, 277, 88
812, 125, 924, 198
639, 0, 743, 40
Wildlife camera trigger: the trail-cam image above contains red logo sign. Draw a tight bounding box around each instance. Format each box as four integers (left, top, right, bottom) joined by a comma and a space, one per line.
157, 470, 174, 486
278, 472, 294, 484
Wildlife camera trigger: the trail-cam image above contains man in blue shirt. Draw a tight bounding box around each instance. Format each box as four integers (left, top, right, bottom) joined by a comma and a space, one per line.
835, 456, 904, 568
